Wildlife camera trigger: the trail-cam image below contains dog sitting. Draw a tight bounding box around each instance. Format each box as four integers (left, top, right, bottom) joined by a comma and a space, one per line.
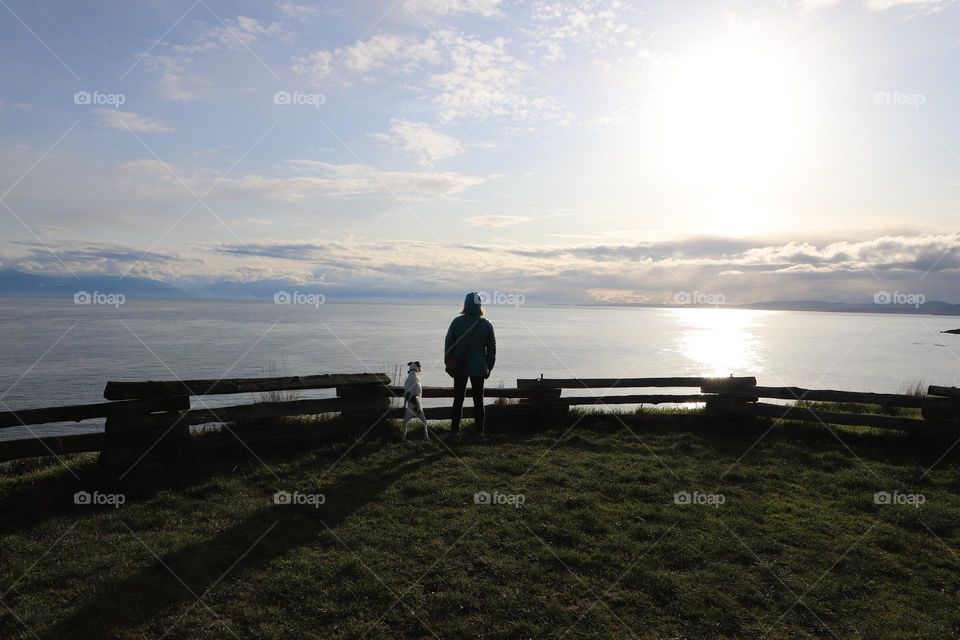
402, 361, 429, 441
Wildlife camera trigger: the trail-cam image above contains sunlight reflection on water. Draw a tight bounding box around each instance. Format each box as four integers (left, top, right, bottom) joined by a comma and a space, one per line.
671, 308, 769, 376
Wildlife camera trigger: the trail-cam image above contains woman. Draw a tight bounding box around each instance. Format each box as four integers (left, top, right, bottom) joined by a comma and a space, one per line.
444, 292, 497, 434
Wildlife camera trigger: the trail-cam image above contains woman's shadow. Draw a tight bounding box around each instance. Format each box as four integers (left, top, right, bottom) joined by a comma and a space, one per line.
39, 444, 444, 639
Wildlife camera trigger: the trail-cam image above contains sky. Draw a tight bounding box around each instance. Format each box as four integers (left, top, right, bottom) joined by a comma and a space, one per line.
0, 0, 959, 304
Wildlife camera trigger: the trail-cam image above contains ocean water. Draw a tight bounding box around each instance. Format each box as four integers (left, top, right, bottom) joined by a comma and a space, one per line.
1, 298, 958, 441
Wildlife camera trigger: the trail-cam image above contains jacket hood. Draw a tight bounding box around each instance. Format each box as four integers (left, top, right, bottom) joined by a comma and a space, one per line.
462, 292, 482, 315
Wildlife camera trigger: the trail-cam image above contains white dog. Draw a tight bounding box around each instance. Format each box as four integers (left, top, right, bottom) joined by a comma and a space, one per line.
402, 361, 429, 440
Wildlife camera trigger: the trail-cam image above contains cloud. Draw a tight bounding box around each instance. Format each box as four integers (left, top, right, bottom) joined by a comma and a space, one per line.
5, 232, 959, 303
97, 109, 173, 133
863, 0, 945, 10
464, 215, 531, 228
115, 157, 484, 200
142, 15, 286, 101
278, 2, 339, 23
585, 288, 651, 304
293, 30, 570, 123
370, 119, 463, 165
224, 160, 485, 199
798, 0, 842, 9
293, 34, 438, 80
0, 100, 32, 111
171, 16, 285, 56
588, 107, 633, 128
800, 0, 947, 10
527, 0, 640, 63
403, 0, 504, 17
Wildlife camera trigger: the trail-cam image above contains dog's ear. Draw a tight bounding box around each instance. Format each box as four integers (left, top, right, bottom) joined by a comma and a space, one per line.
407, 361, 413, 367
414, 361, 421, 367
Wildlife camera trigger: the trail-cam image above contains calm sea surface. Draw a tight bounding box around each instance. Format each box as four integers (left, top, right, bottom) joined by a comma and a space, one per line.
1, 299, 958, 441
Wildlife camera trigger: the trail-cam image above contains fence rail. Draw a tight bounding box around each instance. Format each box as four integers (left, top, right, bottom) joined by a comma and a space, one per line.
1, 373, 958, 472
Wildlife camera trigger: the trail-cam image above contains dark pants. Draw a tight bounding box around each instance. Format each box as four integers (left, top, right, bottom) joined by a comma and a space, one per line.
452, 376, 485, 432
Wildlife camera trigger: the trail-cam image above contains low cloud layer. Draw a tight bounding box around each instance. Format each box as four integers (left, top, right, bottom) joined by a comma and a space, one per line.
4, 232, 958, 305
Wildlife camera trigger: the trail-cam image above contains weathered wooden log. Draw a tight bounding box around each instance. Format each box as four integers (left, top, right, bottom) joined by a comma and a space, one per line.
100, 401, 192, 477
382, 386, 562, 399
337, 384, 395, 399
517, 376, 756, 389
701, 378, 758, 394
338, 384, 393, 435
545, 394, 714, 405
136, 398, 356, 429
103, 373, 391, 400
383, 404, 538, 420
755, 386, 924, 408
202, 418, 358, 448
0, 432, 104, 462
0, 396, 189, 429
728, 402, 932, 431
929, 386, 960, 399
922, 400, 960, 424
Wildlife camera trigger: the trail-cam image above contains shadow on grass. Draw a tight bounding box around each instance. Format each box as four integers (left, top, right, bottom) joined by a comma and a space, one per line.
555, 411, 960, 475
0, 418, 382, 535
38, 445, 445, 639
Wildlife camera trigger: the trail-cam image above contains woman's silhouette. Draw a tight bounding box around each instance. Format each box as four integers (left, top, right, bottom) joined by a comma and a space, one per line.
444, 292, 497, 435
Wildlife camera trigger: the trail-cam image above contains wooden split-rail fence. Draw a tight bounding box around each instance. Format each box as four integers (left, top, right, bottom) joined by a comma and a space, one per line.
1, 373, 958, 474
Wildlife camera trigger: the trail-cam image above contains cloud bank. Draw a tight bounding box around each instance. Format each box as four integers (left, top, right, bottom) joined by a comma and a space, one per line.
4, 232, 957, 304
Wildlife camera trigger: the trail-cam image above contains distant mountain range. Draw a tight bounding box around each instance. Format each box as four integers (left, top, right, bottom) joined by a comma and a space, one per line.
0, 269, 958, 316
0, 269, 187, 298
580, 299, 960, 315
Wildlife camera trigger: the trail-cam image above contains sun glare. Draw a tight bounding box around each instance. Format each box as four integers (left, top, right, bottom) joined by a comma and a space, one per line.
651, 34, 816, 232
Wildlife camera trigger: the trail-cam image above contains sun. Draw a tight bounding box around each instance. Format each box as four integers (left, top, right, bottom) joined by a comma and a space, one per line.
650, 33, 816, 232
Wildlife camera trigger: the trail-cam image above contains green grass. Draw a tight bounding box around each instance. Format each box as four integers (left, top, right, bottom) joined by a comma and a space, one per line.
2, 411, 960, 639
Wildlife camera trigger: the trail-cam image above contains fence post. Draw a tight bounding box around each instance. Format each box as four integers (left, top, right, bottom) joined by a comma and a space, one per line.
337, 383, 393, 437
99, 397, 190, 479
920, 389, 960, 439
514, 380, 567, 428
702, 376, 758, 420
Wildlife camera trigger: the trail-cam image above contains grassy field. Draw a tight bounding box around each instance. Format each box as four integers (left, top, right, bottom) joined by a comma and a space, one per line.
2, 409, 960, 639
